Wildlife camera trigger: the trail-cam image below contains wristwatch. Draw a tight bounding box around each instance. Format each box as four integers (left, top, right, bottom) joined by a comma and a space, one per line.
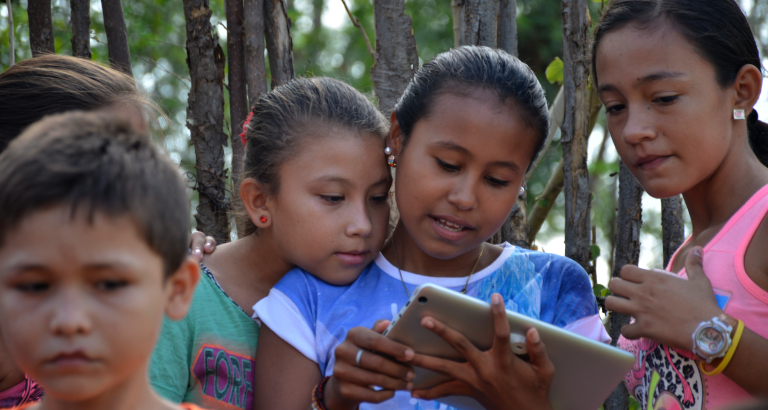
691, 314, 737, 363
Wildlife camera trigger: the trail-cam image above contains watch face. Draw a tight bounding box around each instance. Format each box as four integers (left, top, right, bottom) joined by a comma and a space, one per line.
696, 327, 726, 355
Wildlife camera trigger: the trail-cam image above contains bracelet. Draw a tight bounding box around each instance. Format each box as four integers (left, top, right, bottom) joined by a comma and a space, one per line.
311, 376, 332, 410
699, 319, 744, 376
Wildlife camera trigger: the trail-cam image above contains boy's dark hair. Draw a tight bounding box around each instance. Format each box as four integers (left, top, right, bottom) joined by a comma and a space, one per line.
393, 46, 550, 170
0, 54, 150, 154
240, 76, 389, 236
0, 111, 190, 277
591, 0, 768, 166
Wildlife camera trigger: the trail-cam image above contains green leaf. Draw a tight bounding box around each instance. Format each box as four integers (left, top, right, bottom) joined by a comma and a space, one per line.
600, 288, 611, 298
545, 57, 564, 85
592, 284, 606, 298
590, 244, 601, 260
538, 198, 550, 208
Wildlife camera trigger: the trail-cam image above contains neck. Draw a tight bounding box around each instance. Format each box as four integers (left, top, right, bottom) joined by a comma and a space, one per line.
383, 223, 491, 278
203, 230, 293, 295
0, 346, 26, 392
682, 140, 768, 238
36, 364, 172, 410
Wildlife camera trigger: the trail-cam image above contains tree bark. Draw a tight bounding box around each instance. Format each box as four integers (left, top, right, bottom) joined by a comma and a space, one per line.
183, 0, 231, 244
605, 161, 643, 410
225, 0, 249, 237
497, 0, 517, 56
264, 0, 294, 89
101, 0, 132, 76
243, 0, 268, 105
28, 0, 54, 57
458, 0, 500, 47
370, 0, 419, 115
662, 195, 685, 268
70, 0, 91, 59
561, 0, 592, 269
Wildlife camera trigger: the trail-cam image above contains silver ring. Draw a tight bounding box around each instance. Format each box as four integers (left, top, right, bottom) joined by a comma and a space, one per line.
355, 349, 364, 367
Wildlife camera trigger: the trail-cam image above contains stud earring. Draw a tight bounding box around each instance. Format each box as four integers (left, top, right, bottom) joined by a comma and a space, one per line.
384, 146, 392, 155
387, 155, 397, 167
260, 215, 268, 223
734, 109, 746, 120
519, 186, 526, 195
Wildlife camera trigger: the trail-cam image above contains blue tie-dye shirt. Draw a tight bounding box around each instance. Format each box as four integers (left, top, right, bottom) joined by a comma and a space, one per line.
254, 244, 601, 410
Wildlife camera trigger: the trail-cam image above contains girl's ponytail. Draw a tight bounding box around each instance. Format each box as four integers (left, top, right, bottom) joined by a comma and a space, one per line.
747, 110, 768, 167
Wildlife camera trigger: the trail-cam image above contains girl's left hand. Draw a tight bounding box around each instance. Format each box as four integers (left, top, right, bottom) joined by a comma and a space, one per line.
188, 231, 216, 262
605, 246, 723, 351
409, 293, 554, 410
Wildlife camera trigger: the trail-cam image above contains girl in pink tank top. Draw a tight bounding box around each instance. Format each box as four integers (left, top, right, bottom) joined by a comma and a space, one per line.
592, 1, 768, 409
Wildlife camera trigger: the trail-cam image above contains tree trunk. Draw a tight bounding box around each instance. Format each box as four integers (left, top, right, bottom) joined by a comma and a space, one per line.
370, 0, 419, 115
225, 0, 249, 237
662, 195, 685, 268
28, 0, 54, 57
458, 0, 500, 47
243, 0, 268, 105
561, 0, 592, 269
497, 0, 517, 56
605, 161, 643, 410
101, 0, 132, 76
6, 0, 14, 65
183, 0, 231, 244
451, 0, 460, 48
264, 0, 294, 89
70, 0, 91, 59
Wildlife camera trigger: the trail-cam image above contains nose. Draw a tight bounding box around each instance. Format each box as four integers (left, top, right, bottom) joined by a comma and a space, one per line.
621, 104, 656, 145
49, 287, 92, 337
446, 174, 478, 211
345, 198, 373, 238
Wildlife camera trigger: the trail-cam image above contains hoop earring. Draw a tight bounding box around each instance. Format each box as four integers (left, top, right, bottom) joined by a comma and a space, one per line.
734, 109, 746, 120
388, 155, 397, 167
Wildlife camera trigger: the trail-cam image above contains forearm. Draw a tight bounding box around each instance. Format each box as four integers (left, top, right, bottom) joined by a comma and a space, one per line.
721, 327, 768, 396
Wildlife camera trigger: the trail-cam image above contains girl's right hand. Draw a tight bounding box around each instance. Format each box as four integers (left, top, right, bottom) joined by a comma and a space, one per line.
189, 231, 216, 262
324, 320, 416, 410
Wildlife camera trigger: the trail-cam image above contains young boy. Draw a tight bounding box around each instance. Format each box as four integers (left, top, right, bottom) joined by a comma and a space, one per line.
0, 111, 204, 410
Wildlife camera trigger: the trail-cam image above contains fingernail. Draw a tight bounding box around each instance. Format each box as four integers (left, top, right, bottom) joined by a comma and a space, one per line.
404, 349, 414, 361
406, 371, 414, 381
406, 382, 413, 391
423, 319, 434, 329
193, 248, 202, 256
692, 247, 701, 257
531, 328, 541, 344
492, 294, 501, 306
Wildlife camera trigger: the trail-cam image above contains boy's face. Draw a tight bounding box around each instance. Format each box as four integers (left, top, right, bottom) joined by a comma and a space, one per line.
0, 205, 188, 401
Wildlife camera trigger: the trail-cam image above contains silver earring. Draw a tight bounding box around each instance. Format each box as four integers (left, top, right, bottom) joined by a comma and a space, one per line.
734, 109, 746, 120
384, 146, 392, 155
519, 186, 525, 195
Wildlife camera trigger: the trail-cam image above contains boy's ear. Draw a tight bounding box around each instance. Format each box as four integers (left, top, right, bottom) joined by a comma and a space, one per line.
240, 177, 272, 228
733, 63, 762, 115
164, 257, 200, 321
386, 111, 404, 156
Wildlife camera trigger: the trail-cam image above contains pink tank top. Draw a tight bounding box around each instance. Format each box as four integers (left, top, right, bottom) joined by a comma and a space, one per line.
619, 183, 768, 410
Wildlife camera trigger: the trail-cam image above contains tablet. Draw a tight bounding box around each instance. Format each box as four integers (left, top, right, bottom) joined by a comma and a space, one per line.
382, 283, 635, 410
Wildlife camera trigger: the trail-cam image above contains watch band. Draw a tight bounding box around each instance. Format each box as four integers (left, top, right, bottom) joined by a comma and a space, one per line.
700, 319, 744, 376
692, 314, 734, 363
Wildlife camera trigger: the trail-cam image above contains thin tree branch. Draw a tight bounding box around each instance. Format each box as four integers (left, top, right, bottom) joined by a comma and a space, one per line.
340, 0, 374, 59
6, 0, 14, 66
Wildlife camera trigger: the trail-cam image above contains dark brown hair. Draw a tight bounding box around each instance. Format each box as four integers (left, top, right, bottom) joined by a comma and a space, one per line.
0, 111, 190, 277
0, 55, 151, 153
591, 0, 768, 165
239, 77, 389, 236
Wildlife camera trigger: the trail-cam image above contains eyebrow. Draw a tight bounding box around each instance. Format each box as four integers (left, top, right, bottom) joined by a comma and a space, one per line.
434, 141, 521, 173
598, 71, 687, 94
312, 175, 391, 187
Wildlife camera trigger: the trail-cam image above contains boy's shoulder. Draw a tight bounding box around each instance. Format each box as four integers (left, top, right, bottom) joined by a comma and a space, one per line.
502, 244, 588, 276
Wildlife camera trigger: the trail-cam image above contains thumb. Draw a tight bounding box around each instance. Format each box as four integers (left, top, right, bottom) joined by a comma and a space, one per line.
684, 246, 709, 283
373, 319, 391, 334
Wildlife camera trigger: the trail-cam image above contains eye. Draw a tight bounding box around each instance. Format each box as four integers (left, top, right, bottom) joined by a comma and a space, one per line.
370, 193, 389, 204
655, 95, 679, 104
604, 103, 626, 116
320, 195, 344, 204
485, 176, 509, 187
436, 158, 460, 172
95, 279, 128, 291
14, 282, 50, 293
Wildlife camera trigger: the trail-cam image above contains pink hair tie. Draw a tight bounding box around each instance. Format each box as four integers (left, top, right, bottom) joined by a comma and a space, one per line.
240, 111, 254, 146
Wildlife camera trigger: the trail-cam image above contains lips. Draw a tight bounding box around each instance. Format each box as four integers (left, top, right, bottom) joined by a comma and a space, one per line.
335, 250, 369, 265
430, 215, 474, 241
46, 351, 97, 368
635, 155, 670, 170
